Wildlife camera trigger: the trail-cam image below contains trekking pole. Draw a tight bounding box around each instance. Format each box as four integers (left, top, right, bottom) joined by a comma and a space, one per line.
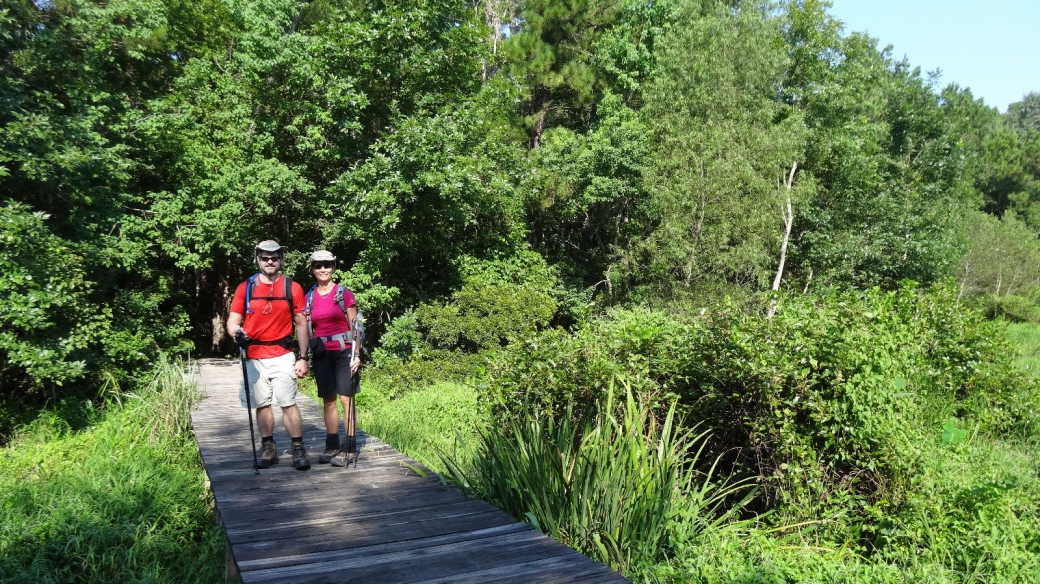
348, 326, 360, 468
349, 386, 359, 468
238, 346, 261, 474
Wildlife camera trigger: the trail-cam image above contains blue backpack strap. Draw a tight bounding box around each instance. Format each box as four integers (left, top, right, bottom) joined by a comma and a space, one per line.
305, 283, 317, 336
246, 274, 294, 316
244, 273, 260, 314
306, 284, 318, 313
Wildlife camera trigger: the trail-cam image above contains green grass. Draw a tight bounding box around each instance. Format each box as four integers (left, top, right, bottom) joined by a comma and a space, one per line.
0, 356, 226, 584
1006, 321, 1040, 377
298, 375, 480, 474
642, 429, 1040, 584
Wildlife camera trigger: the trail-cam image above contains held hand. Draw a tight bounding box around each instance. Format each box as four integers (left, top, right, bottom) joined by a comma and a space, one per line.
234, 328, 251, 348
351, 355, 361, 374
295, 358, 309, 378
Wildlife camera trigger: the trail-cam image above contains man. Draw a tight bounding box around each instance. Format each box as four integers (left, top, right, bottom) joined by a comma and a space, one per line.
227, 240, 312, 470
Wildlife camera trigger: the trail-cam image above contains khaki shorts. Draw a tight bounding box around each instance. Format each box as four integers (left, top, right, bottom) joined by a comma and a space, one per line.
239, 352, 298, 409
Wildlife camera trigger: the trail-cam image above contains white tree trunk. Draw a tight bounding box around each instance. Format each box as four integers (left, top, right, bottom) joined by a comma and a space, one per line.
768, 162, 797, 318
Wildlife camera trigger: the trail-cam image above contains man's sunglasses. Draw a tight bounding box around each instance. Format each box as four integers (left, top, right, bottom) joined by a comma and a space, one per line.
312, 261, 335, 270
258, 255, 282, 263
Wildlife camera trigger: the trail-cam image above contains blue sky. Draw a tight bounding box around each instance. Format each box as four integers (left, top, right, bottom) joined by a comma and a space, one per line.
827, 0, 1040, 113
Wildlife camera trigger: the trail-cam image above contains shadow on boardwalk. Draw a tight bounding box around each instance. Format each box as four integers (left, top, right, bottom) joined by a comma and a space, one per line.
192, 358, 629, 584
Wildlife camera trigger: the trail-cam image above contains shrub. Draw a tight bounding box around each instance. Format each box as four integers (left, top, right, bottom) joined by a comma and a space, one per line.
370, 255, 559, 393
979, 293, 1040, 323
483, 284, 1038, 520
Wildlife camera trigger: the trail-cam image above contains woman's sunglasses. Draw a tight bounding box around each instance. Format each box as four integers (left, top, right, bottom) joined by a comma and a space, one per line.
312, 262, 335, 270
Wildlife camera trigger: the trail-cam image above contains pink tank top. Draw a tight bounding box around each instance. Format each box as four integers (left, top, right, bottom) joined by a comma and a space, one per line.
310, 285, 355, 351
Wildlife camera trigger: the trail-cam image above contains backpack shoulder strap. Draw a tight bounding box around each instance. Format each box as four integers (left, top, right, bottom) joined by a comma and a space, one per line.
284, 276, 294, 317
334, 285, 347, 315
244, 273, 260, 314
305, 284, 318, 313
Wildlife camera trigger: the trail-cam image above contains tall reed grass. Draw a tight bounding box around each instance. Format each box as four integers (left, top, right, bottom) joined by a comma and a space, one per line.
442, 380, 746, 574
0, 355, 225, 583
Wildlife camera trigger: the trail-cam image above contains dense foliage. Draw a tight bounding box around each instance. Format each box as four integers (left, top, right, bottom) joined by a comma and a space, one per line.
3, 0, 1038, 413
0, 357, 224, 583
485, 285, 1039, 515
4, 0, 1040, 581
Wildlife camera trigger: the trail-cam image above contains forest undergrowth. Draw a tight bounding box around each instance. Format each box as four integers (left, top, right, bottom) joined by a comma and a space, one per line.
366, 287, 1040, 583
0, 357, 226, 584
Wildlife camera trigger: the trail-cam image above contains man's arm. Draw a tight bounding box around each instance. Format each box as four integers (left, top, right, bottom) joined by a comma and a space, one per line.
294, 311, 310, 356
227, 312, 243, 338
293, 311, 310, 378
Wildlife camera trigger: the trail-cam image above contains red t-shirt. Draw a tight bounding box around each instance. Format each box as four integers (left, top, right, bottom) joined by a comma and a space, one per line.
230, 275, 306, 359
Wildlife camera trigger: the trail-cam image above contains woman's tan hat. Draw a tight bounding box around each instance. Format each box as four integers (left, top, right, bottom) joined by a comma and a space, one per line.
308, 250, 336, 263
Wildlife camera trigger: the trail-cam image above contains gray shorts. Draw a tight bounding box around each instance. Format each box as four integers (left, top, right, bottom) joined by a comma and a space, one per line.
239, 352, 298, 409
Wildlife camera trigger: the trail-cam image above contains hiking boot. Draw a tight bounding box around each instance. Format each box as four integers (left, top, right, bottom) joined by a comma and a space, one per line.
318, 446, 340, 464
256, 441, 278, 469
330, 450, 351, 467
292, 443, 311, 471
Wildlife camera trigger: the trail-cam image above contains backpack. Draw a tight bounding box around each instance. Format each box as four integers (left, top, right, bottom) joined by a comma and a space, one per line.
244, 273, 295, 315
242, 273, 296, 349
306, 284, 366, 354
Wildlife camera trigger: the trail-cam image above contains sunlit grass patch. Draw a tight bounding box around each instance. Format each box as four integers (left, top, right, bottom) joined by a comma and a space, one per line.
357, 379, 480, 474
1006, 321, 1040, 377
0, 356, 226, 583
297, 374, 481, 474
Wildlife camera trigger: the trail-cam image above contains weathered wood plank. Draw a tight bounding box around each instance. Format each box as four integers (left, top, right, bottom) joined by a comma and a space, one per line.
193, 358, 627, 584
242, 528, 573, 584
416, 553, 631, 584
237, 523, 533, 572
231, 509, 517, 562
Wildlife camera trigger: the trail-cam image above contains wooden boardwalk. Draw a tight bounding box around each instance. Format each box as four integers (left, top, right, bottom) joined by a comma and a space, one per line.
192, 358, 629, 584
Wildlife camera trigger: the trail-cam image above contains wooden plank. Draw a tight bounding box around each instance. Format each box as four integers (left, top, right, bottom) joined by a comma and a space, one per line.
213, 475, 446, 509
231, 509, 518, 562
237, 523, 533, 572
226, 500, 505, 544
242, 528, 574, 584
192, 359, 628, 584
416, 553, 630, 584
221, 489, 473, 529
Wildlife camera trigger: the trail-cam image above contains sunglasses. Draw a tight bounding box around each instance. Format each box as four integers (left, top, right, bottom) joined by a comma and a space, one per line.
258, 255, 282, 263
312, 262, 335, 270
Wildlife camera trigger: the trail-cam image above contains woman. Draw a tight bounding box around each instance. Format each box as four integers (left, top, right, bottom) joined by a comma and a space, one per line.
306, 250, 361, 467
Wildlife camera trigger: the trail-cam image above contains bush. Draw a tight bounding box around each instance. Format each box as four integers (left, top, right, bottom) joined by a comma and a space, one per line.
483, 284, 1038, 520
370, 254, 559, 393
980, 293, 1040, 323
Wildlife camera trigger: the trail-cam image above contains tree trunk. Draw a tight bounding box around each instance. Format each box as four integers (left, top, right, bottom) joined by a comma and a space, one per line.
768, 162, 797, 318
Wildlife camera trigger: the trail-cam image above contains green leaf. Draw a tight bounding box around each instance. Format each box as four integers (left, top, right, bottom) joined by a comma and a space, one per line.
941, 422, 967, 446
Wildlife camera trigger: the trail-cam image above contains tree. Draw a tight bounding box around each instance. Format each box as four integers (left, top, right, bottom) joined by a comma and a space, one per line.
618, 0, 806, 301
502, 0, 670, 147
778, 2, 968, 289
1007, 91, 1040, 135
957, 211, 1040, 300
